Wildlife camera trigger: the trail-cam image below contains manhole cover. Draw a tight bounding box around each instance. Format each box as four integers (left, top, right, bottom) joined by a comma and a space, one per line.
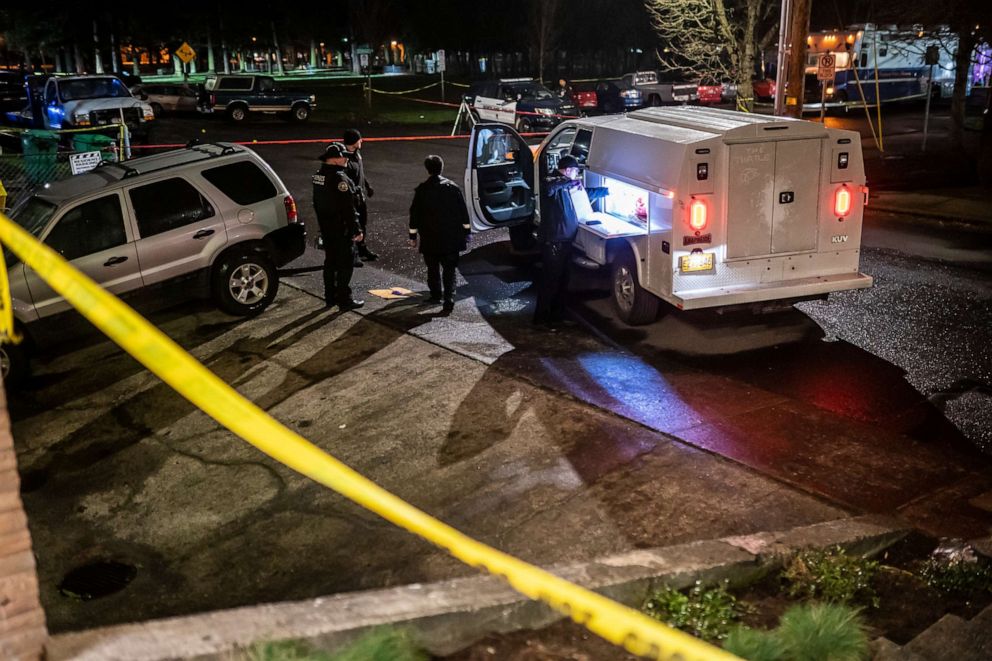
59, 561, 136, 600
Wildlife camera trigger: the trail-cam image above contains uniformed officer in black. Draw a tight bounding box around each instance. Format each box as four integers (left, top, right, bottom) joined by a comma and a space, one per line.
408, 155, 471, 313
313, 143, 364, 310
341, 128, 378, 266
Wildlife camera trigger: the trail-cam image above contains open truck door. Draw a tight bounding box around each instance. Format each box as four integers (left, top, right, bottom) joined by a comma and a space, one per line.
464, 123, 535, 233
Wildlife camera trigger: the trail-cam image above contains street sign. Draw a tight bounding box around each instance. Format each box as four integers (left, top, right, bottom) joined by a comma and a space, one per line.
69, 151, 102, 176
175, 42, 196, 65
817, 54, 836, 81
436, 49, 446, 73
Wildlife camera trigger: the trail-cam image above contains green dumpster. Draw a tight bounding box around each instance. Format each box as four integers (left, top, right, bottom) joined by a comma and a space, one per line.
20, 130, 60, 186
72, 132, 118, 163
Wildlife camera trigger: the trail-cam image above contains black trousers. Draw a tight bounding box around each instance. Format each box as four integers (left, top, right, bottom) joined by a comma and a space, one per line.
533, 241, 572, 324
355, 201, 372, 255
323, 237, 355, 304
423, 251, 459, 303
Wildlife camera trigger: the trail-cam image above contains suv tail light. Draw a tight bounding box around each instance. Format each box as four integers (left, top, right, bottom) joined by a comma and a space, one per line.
689, 198, 708, 231
210, 94, 217, 106
834, 185, 852, 217
284, 195, 299, 224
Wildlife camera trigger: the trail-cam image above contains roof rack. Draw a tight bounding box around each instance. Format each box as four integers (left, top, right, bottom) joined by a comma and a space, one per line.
93, 142, 242, 180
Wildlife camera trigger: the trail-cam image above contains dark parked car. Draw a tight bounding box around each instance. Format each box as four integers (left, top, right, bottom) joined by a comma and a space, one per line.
200, 74, 316, 123
593, 79, 643, 113
0, 72, 27, 113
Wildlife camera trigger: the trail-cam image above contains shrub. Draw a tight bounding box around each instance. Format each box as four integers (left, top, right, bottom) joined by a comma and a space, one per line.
782, 547, 879, 607
245, 629, 426, 661
642, 580, 745, 642
723, 626, 787, 661
775, 603, 869, 661
918, 557, 992, 595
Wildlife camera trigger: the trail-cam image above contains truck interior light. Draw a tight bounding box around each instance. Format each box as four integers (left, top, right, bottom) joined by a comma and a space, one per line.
696, 163, 708, 180
689, 198, 707, 231
834, 186, 852, 217
838, 152, 849, 169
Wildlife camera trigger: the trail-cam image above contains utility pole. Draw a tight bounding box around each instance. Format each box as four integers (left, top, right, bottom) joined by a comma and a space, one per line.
784, 0, 811, 118
773, 0, 791, 115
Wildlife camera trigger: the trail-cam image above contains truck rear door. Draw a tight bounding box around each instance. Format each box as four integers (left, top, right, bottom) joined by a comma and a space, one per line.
726, 138, 822, 259
464, 123, 535, 232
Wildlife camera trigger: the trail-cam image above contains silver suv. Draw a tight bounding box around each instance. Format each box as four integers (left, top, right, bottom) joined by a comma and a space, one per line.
3, 142, 305, 383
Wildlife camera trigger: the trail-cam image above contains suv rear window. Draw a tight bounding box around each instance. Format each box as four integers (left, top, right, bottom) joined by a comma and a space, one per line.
129, 178, 215, 237
216, 77, 253, 91
201, 161, 277, 205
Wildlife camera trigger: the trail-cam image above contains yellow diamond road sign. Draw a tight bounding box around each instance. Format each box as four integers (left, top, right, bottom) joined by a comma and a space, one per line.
175, 42, 196, 64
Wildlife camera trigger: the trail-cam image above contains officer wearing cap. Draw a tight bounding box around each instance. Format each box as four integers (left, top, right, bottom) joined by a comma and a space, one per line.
341, 128, 378, 265
313, 143, 364, 310
533, 154, 608, 328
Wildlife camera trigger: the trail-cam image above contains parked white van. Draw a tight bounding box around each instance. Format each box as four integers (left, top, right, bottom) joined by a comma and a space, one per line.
464, 106, 872, 324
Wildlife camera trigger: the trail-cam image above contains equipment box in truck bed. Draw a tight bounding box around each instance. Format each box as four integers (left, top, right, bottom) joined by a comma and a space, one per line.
464, 106, 872, 325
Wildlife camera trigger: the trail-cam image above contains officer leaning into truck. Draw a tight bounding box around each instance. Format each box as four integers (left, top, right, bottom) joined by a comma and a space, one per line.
533, 154, 608, 329
313, 143, 365, 311
340, 128, 378, 266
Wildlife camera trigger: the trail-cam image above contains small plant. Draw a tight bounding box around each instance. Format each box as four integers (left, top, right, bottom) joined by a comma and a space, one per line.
775, 603, 869, 661
782, 546, 879, 607
642, 580, 746, 642
723, 603, 868, 661
918, 557, 992, 595
245, 629, 426, 661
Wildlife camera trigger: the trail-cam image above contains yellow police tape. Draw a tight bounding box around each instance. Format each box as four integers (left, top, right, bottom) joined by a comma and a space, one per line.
0, 211, 737, 661
369, 81, 442, 95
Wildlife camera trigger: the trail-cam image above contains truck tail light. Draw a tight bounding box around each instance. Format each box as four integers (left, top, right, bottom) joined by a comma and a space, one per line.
284, 195, 299, 224
834, 185, 852, 217
689, 198, 708, 231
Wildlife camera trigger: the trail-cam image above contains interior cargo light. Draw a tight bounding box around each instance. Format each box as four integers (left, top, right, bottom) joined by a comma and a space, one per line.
834, 186, 852, 217
689, 198, 707, 231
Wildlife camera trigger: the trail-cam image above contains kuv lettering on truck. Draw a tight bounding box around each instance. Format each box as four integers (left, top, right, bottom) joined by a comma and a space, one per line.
464, 106, 872, 325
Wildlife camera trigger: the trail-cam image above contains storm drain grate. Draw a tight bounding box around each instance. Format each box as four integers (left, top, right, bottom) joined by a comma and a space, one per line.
59, 560, 137, 600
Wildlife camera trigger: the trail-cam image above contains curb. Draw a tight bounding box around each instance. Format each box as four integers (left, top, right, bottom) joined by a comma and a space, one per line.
47, 515, 907, 661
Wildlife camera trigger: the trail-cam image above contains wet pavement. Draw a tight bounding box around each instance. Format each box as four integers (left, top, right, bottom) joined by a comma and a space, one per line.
8, 108, 992, 631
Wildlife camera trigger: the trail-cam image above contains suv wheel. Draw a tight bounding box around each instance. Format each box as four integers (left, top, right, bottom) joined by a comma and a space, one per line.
290, 103, 311, 122
0, 341, 29, 388
227, 104, 248, 122
212, 251, 278, 316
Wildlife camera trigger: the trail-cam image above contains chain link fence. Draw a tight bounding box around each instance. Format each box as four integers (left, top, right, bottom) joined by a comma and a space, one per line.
0, 128, 123, 212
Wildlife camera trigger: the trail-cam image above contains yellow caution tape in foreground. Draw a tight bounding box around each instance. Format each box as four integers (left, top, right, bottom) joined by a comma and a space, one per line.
0, 211, 737, 661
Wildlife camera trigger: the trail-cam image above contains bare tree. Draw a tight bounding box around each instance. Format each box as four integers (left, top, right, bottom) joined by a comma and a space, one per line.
531, 0, 563, 82
644, 0, 778, 110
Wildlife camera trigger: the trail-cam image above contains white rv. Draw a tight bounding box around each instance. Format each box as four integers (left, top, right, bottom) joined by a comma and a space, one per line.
464, 106, 872, 324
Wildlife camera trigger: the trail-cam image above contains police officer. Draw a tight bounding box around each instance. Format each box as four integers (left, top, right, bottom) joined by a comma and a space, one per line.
408, 155, 471, 313
313, 143, 364, 310
341, 128, 378, 266
533, 155, 608, 328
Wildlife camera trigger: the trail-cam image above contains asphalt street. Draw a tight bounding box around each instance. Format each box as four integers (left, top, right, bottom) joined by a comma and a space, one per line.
8, 105, 992, 632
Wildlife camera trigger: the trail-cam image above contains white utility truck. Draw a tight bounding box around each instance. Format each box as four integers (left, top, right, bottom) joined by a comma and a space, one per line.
464, 106, 872, 324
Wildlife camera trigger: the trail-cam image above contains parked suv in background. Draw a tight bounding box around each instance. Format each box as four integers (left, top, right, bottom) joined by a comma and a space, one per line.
41, 75, 155, 141
465, 78, 577, 132
200, 75, 316, 123
2, 142, 306, 384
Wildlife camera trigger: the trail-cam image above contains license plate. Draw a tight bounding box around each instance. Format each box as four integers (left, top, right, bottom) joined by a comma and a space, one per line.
679, 252, 715, 272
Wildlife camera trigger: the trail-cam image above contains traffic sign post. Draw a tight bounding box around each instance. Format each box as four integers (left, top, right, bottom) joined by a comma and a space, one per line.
175, 42, 197, 82
817, 54, 836, 123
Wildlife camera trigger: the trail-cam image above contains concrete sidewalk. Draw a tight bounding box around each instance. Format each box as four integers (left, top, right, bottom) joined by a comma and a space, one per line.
870, 188, 992, 227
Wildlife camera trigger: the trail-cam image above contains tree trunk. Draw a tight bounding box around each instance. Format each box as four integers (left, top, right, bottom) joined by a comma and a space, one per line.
110, 31, 120, 73
950, 27, 976, 150
74, 42, 85, 74
310, 38, 318, 69
784, 0, 811, 118
93, 20, 104, 74
207, 33, 216, 72
271, 22, 285, 75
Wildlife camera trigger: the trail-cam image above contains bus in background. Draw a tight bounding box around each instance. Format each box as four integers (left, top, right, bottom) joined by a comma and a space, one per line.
804, 24, 964, 110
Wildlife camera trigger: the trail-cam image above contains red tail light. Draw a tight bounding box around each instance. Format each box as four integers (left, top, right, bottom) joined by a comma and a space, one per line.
210, 94, 217, 106
689, 198, 708, 231
284, 195, 299, 223
834, 185, 852, 217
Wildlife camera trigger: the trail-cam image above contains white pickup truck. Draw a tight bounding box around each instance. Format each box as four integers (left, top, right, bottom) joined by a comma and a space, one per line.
464, 107, 872, 324
41, 76, 155, 141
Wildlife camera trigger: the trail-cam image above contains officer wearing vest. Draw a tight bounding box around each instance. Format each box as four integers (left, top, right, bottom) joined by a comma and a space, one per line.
341, 128, 378, 266
313, 143, 364, 310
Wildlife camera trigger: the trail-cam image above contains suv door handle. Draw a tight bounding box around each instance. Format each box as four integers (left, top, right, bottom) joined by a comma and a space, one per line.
104, 256, 129, 267
193, 229, 215, 239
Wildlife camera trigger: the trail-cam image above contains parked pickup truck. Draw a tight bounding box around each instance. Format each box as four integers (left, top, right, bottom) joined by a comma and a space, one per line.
622, 71, 698, 106
40, 75, 155, 140
200, 74, 316, 123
